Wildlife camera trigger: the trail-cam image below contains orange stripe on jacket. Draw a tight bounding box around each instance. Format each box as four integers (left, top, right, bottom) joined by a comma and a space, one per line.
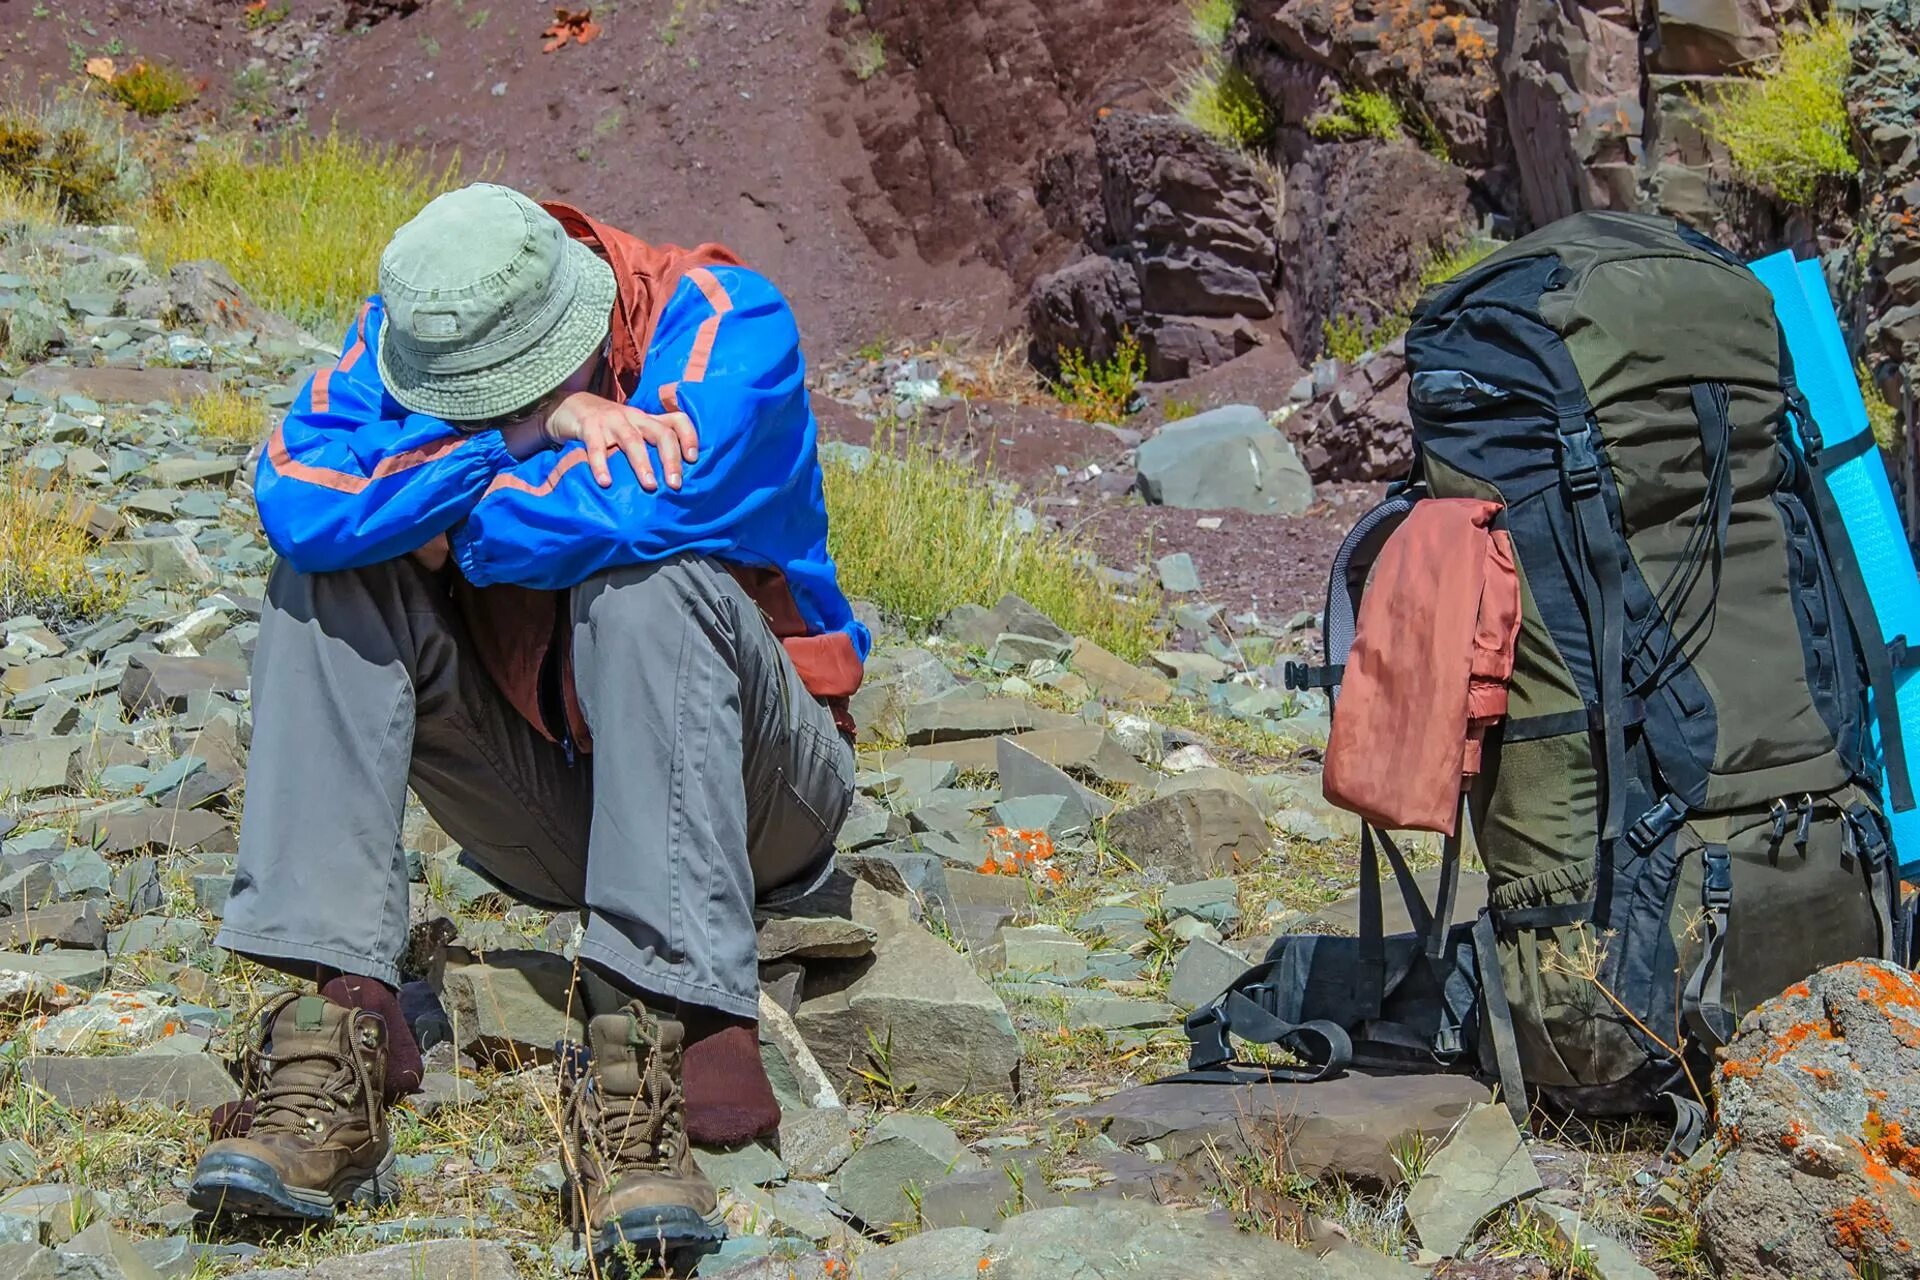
681, 267, 734, 386
485, 449, 592, 498
310, 302, 372, 415
266, 422, 470, 495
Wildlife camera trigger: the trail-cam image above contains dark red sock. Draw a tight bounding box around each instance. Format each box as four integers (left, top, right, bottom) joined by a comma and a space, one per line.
679, 1007, 780, 1148
322, 974, 424, 1099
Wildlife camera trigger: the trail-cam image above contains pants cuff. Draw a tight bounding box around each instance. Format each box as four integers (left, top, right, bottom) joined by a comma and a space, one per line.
576, 935, 759, 1021
214, 925, 405, 990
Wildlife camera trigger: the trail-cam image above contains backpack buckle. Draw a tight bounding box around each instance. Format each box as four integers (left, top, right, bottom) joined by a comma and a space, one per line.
1702, 846, 1733, 910
1626, 796, 1688, 855
1557, 413, 1603, 498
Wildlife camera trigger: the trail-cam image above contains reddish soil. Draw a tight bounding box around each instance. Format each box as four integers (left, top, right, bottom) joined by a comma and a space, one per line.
1, 0, 1371, 615
0, 0, 1185, 354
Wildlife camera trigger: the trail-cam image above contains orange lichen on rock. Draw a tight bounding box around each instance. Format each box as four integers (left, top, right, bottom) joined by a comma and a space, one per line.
1784, 1119, 1807, 1150
977, 827, 1062, 883
1832, 1195, 1896, 1253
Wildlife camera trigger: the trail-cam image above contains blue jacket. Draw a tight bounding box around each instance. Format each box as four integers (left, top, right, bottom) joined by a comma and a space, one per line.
256, 264, 872, 689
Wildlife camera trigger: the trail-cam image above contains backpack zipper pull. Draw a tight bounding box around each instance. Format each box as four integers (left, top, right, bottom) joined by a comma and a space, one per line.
1769, 797, 1791, 845
1794, 794, 1814, 854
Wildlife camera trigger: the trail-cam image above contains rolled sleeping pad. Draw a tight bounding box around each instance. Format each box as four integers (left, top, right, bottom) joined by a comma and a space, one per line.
1749, 249, 1920, 876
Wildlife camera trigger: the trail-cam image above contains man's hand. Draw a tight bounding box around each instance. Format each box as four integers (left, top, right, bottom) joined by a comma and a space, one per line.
544, 392, 700, 491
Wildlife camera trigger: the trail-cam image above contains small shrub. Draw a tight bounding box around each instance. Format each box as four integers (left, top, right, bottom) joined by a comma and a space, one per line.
849, 32, 886, 82
0, 97, 147, 223
1162, 395, 1202, 422
1052, 331, 1144, 426
1308, 88, 1404, 142
1323, 311, 1407, 363
244, 0, 291, 28
186, 387, 271, 446
1188, 0, 1238, 48
823, 430, 1162, 660
0, 173, 63, 234
1701, 15, 1859, 204
103, 62, 200, 118
1419, 236, 1499, 289
1178, 57, 1273, 149
0, 474, 128, 628
1863, 363, 1903, 453
137, 128, 462, 333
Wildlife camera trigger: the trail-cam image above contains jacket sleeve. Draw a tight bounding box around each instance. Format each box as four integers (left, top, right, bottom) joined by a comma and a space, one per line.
255, 299, 514, 574
451, 267, 817, 590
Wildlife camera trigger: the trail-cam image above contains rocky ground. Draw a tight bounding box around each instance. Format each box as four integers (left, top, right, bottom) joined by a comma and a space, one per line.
0, 208, 1743, 1280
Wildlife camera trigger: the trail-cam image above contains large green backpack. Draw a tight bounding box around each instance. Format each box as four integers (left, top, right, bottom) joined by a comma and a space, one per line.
1186, 211, 1909, 1124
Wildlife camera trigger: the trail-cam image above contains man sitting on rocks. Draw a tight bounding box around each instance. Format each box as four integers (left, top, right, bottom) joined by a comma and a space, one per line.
187, 182, 866, 1265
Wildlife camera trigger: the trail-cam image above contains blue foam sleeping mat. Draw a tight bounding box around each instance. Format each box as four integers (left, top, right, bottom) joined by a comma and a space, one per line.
1749, 250, 1920, 877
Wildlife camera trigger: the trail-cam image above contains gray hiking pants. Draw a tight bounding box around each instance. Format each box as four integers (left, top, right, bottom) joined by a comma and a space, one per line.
217, 554, 855, 1020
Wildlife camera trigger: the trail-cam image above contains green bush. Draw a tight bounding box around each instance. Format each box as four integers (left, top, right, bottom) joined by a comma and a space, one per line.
0, 96, 148, 223
1052, 331, 1145, 425
1323, 312, 1406, 363
104, 62, 200, 118
137, 128, 462, 332
1188, 0, 1238, 48
1863, 363, 1903, 453
823, 431, 1162, 660
1178, 57, 1273, 149
1419, 237, 1499, 289
1701, 16, 1859, 204
1308, 88, 1403, 143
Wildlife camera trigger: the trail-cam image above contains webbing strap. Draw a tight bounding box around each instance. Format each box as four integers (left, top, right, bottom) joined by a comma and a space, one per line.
1427, 819, 1464, 961
1663, 1092, 1710, 1162
1472, 912, 1529, 1131
1848, 803, 1900, 962
1794, 388, 1914, 813
1681, 844, 1735, 1049
1178, 988, 1354, 1082
1560, 408, 1629, 839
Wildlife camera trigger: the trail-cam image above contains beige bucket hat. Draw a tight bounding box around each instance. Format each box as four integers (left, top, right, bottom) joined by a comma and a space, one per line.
374, 182, 617, 421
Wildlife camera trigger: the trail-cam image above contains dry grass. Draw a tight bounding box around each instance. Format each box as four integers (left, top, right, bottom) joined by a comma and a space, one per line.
184, 386, 272, 446
102, 62, 201, 118
1177, 56, 1273, 149
823, 427, 1164, 660
0, 94, 150, 224
136, 127, 464, 333
0, 473, 129, 627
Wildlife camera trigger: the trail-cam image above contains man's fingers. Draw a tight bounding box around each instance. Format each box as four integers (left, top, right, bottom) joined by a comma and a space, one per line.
615, 424, 659, 492
653, 425, 685, 490
669, 412, 698, 462
587, 432, 613, 487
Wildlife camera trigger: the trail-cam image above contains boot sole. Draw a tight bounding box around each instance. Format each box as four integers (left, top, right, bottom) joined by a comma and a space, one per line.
187, 1149, 398, 1222
588, 1204, 727, 1273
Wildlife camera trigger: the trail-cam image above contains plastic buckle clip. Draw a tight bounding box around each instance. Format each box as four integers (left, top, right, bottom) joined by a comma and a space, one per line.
1626, 796, 1687, 856
1702, 846, 1733, 911
1557, 414, 1603, 498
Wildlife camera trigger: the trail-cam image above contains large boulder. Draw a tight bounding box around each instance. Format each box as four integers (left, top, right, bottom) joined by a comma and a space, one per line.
1498, 0, 1645, 227
1028, 112, 1277, 381
1135, 405, 1314, 515
1279, 141, 1475, 360
795, 883, 1022, 1099
1703, 959, 1920, 1278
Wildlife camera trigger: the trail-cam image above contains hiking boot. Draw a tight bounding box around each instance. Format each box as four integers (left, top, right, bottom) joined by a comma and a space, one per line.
564, 1004, 724, 1267
187, 991, 397, 1221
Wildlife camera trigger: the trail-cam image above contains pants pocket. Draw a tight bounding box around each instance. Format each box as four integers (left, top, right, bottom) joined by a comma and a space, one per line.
752, 719, 853, 902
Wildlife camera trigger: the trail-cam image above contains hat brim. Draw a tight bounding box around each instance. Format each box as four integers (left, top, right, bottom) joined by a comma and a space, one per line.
377, 240, 618, 422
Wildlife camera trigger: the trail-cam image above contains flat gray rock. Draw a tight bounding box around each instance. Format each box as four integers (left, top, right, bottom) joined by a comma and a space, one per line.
229, 1239, 520, 1280
1072, 1072, 1491, 1186
1404, 1102, 1542, 1256
832, 1113, 980, 1230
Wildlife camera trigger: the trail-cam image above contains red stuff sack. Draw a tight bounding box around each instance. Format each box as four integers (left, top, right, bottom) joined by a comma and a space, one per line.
1321, 498, 1521, 834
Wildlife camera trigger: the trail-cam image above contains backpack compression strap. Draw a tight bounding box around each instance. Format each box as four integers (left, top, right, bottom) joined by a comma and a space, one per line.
1557, 403, 1630, 841
1180, 964, 1355, 1083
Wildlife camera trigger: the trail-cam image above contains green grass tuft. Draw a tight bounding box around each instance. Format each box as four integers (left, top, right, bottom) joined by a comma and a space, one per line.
1322, 312, 1403, 363
136, 127, 463, 333
185, 386, 272, 446
1308, 88, 1403, 142
823, 430, 1162, 660
103, 61, 200, 118
1863, 363, 1903, 453
849, 31, 886, 82
1701, 15, 1859, 204
1178, 57, 1273, 149
1188, 0, 1238, 48
1419, 236, 1499, 290
1052, 331, 1145, 426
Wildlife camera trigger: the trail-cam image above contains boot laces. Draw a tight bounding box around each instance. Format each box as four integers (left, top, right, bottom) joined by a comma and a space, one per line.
569, 1018, 684, 1175
240, 991, 377, 1140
